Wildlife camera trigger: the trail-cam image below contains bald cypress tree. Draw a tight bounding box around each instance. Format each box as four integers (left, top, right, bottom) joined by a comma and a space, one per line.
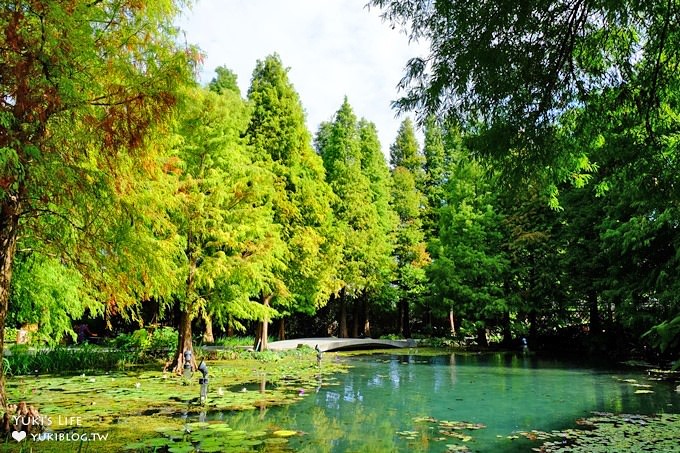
0, 0, 194, 402
390, 119, 429, 338
316, 99, 392, 337
169, 71, 278, 371
245, 54, 337, 349
357, 120, 398, 336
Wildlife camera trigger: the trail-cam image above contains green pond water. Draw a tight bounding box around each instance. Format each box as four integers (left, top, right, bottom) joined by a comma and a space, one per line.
198, 352, 680, 452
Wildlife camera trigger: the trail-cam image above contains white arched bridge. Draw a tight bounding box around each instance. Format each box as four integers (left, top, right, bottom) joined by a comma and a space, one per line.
267, 337, 417, 352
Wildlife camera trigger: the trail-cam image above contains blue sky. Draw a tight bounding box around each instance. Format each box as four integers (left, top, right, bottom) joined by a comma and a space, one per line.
177, 0, 426, 154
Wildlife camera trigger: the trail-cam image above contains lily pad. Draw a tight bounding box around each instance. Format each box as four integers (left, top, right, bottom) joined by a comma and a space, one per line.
168, 443, 195, 453
272, 429, 298, 437
413, 416, 437, 423
263, 437, 289, 445
526, 413, 680, 452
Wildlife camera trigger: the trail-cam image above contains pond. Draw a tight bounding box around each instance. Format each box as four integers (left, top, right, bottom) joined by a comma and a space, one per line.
3, 350, 679, 452
201, 352, 680, 452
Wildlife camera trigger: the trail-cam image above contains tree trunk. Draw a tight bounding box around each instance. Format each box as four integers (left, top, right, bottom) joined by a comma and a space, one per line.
338, 289, 348, 338
0, 196, 21, 409
400, 299, 411, 338
501, 312, 512, 346
588, 290, 601, 335
476, 326, 488, 347
278, 317, 285, 341
169, 305, 197, 374
351, 298, 359, 338
449, 307, 456, 336
362, 295, 371, 338
202, 311, 214, 344
226, 315, 234, 337
254, 293, 272, 350
169, 241, 199, 373
528, 310, 538, 341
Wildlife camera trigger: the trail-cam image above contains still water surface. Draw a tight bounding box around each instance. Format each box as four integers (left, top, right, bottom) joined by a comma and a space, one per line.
216, 352, 680, 452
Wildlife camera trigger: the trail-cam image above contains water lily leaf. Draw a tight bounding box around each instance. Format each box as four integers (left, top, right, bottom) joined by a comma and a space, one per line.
144, 437, 172, 448
272, 429, 297, 437
187, 421, 210, 429
207, 424, 233, 432
168, 444, 194, 453
413, 416, 437, 423
445, 445, 471, 452
263, 437, 289, 445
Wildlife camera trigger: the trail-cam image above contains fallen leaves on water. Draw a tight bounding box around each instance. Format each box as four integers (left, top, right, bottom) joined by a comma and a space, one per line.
439, 420, 486, 430
510, 413, 680, 453
413, 415, 437, 423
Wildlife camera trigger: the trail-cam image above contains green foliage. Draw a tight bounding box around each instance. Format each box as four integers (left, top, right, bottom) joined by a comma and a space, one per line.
244, 54, 338, 313
112, 329, 151, 351
109, 327, 178, 360
389, 121, 430, 336
3, 328, 17, 344
9, 253, 100, 346
370, 0, 677, 187
208, 66, 241, 96
429, 141, 509, 333
316, 99, 392, 298
643, 316, 680, 368
169, 74, 279, 359
148, 327, 179, 355
215, 336, 257, 348
357, 119, 398, 296
389, 118, 424, 176
3, 345, 137, 375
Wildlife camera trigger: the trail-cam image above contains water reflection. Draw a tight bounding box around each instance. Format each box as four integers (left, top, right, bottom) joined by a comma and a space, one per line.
214, 352, 680, 452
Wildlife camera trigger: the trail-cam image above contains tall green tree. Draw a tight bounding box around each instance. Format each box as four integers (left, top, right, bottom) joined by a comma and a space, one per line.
316, 99, 386, 337
169, 80, 277, 371
389, 119, 429, 337
0, 0, 193, 406
429, 145, 509, 345
245, 55, 338, 349
357, 119, 397, 336
558, 83, 680, 358
421, 117, 448, 237
390, 118, 425, 179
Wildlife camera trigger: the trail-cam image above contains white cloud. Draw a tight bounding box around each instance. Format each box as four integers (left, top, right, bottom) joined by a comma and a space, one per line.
177, 0, 427, 154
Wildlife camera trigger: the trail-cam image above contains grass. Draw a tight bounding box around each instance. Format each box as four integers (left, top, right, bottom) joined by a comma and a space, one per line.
211, 335, 275, 348
3, 344, 140, 376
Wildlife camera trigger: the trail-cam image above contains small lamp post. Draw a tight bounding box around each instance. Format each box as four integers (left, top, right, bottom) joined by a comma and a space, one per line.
183, 350, 193, 380
198, 360, 209, 404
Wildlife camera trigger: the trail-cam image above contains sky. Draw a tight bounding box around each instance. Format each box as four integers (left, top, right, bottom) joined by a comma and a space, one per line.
177, 0, 426, 153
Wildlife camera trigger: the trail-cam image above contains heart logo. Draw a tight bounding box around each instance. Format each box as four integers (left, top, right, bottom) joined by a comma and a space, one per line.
12, 430, 26, 442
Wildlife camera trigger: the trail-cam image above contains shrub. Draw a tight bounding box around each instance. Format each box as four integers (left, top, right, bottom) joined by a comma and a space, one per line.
3, 345, 137, 375
110, 328, 150, 350
147, 327, 178, 359
4, 327, 18, 343
109, 327, 178, 360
